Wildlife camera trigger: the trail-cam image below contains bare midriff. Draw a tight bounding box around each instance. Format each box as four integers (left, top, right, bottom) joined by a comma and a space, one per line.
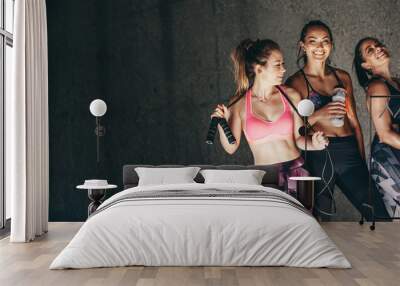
312, 116, 353, 137
247, 135, 300, 165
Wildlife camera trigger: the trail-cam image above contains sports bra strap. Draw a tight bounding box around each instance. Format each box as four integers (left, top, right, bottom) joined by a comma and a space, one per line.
329, 66, 345, 88
301, 67, 345, 93
245, 89, 251, 114
276, 86, 302, 119
300, 69, 312, 98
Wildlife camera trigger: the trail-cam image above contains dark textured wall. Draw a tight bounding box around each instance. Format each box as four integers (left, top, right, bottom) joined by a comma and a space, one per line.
47, 0, 400, 221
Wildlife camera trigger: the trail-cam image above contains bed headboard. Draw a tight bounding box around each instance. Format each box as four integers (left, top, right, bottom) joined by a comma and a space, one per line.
123, 164, 280, 189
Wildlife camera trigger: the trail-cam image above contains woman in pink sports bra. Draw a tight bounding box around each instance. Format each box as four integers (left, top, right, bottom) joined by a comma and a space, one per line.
211, 38, 328, 193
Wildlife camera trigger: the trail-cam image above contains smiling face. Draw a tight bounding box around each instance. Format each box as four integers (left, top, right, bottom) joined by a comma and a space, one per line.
360, 39, 390, 72
256, 49, 286, 85
301, 26, 333, 62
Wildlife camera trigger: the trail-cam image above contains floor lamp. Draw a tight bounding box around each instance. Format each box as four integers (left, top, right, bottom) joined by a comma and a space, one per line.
297, 99, 315, 165
89, 99, 107, 162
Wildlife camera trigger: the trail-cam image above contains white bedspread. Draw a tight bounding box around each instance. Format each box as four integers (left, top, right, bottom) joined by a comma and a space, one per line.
50, 183, 351, 269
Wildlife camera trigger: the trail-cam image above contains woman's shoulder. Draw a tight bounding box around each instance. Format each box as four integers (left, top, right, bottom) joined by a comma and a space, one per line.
366, 78, 390, 94
331, 67, 352, 84
279, 85, 302, 102
285, 70, 305, 87
228, 93, 246, 110
331, 67, 349, 77
285, 71, 308, 98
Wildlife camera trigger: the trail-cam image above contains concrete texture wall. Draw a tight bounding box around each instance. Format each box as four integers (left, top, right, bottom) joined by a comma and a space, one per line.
47, 0, 400, 221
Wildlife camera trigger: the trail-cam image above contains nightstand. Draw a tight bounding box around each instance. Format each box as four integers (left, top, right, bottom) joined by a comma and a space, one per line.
289, 176, 321, 212
77, 180, 117, 217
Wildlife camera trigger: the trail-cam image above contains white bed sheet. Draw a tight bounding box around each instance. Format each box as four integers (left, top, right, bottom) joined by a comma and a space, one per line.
50, 183, 350, 269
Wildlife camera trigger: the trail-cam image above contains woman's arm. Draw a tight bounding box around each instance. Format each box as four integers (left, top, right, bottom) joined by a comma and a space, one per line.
367, 80, 400, 149
285, 87, 328, 150
341, 71, 366, 160
211, 99, 243, 154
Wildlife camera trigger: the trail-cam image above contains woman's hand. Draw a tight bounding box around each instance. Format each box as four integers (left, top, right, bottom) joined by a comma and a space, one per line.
311, 131, 329, 150
313, 102, 346, 122
211, 104, 231, 121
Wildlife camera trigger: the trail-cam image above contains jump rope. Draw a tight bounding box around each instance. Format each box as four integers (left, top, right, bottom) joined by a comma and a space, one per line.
206, 90, 337, 216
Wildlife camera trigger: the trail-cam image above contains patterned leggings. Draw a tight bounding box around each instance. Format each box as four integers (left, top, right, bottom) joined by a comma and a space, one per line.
371, 136, 400, 217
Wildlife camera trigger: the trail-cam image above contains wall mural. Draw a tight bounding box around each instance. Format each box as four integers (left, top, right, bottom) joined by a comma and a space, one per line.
47, 0, 400, 221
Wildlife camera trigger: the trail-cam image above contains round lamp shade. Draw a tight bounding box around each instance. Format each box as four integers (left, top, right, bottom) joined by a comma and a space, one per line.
89, 99, 107, 117
297, 99, 315, 117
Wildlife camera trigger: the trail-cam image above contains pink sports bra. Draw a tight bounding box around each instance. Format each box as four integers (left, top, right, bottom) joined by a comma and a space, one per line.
244, 85, 294, 143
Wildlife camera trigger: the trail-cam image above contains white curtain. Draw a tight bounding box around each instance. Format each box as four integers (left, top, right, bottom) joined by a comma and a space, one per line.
8, 0, 49, 242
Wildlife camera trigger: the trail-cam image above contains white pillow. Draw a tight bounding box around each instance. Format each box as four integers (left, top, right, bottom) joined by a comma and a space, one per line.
200, 169, 266, 185
135, 167, 200, 186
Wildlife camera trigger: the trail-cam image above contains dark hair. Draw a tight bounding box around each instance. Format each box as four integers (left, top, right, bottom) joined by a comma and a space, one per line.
296, 20, 334, 68
230, 38, 280, 103
353, 37, 381, 89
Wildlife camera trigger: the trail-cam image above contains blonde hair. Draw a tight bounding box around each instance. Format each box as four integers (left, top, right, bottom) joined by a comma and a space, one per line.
230, 38, 280, 102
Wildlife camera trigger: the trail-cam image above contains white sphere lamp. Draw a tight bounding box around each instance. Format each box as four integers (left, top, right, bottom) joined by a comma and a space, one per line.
297, 99, 315, 166
90, 99, 107, 117
89, 99, 107, 163
298, 99, 315, 117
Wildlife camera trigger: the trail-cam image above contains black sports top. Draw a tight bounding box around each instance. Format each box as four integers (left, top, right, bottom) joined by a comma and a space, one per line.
301, 67, 345, 110
369, 77, 400, 125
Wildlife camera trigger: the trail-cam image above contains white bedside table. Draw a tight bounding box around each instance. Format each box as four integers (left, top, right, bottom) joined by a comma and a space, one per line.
77, 180, 117, 216
289, 176, 321, 212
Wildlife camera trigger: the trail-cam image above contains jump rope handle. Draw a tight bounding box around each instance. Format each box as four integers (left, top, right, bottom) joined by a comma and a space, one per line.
205, 117, 236, 145
205, 94, 246, 145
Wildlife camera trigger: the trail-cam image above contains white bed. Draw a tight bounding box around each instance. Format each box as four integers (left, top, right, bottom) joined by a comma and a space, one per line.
50, 183, 351, 269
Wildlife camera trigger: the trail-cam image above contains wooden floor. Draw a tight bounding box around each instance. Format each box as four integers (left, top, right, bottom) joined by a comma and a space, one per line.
0, 222, 399, 286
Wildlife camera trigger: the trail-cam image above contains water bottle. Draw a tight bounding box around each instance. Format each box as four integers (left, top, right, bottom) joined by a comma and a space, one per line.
330, 87, 346, 127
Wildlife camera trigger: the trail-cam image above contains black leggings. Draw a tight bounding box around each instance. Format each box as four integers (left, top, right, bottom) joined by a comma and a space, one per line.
306, 135, 389, 221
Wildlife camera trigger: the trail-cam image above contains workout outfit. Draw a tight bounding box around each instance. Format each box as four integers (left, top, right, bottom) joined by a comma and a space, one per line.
243, 85, 309, 195
369, 78, 400, 217
301, 68, 389, 220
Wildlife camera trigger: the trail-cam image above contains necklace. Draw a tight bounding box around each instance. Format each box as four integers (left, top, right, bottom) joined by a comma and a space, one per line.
252, 90, 275, 102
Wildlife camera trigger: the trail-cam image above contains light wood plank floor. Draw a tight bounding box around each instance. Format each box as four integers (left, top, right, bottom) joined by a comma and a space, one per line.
0, 222, 399, 286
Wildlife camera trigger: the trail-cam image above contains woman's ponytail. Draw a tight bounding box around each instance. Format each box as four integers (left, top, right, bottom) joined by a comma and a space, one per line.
231, 39, 253, 99
229, 38, 280, 105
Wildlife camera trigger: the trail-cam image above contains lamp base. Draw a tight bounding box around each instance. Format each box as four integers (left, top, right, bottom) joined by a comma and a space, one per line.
95, 125, 106, 136
88, 189, 106, 216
